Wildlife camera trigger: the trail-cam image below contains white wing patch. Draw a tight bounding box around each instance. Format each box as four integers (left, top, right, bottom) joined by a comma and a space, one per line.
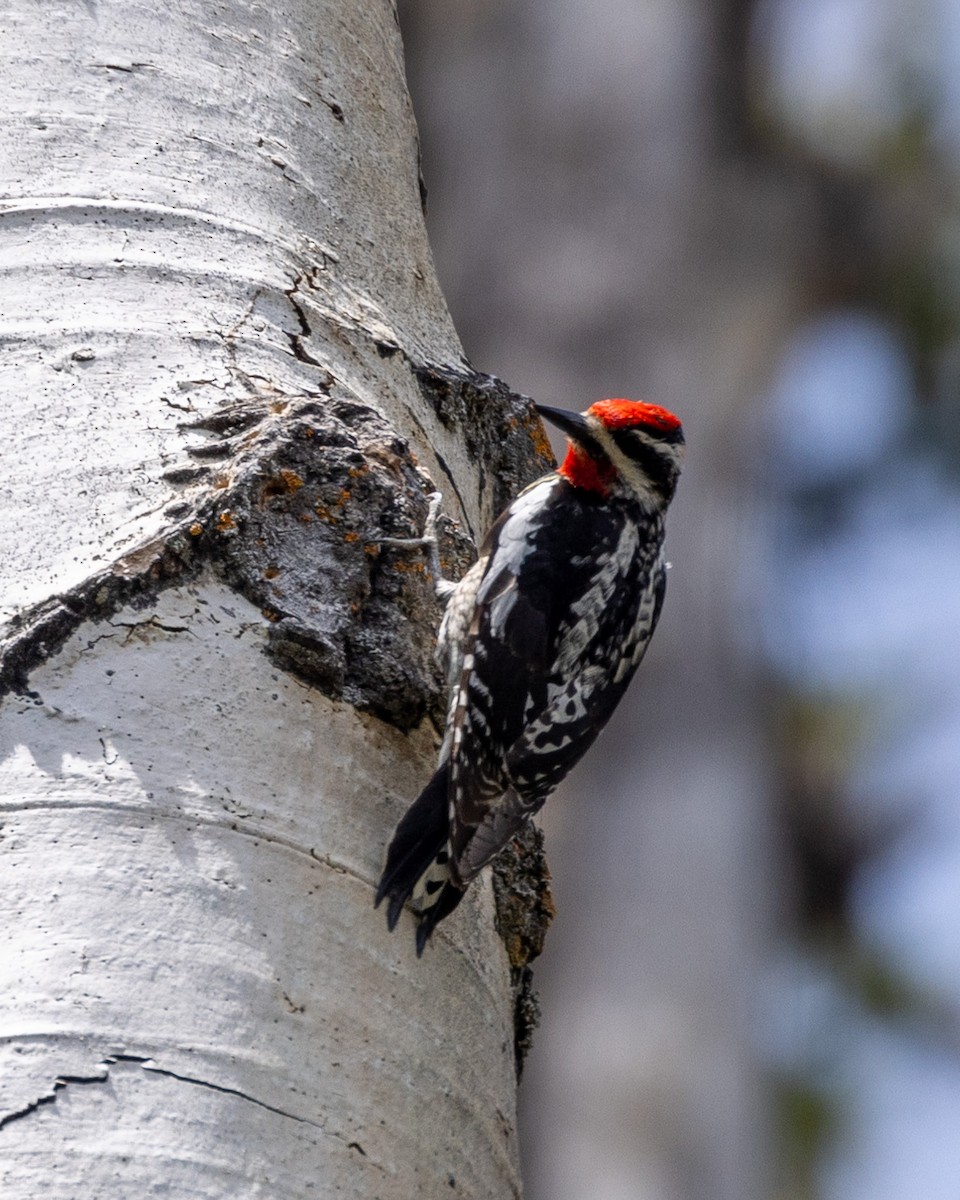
555, 522, 639, 673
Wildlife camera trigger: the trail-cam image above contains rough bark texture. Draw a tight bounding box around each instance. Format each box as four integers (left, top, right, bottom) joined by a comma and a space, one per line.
0, 1, 551, 1196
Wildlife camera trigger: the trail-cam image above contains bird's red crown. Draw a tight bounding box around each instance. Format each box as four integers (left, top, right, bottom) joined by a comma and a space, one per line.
587, 398, 682, 433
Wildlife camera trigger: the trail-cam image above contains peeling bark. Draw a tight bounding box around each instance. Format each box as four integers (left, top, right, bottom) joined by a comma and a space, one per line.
1, 372, 542, 729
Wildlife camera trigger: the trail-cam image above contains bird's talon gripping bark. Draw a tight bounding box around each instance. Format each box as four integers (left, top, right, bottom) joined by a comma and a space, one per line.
379, 491, 454, 602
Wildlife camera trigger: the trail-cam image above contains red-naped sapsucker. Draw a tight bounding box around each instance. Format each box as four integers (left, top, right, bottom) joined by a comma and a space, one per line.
376, 399, 684, 954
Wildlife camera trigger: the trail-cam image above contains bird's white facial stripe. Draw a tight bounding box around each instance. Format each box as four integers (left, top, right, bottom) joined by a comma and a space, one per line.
585, 415, 682, 502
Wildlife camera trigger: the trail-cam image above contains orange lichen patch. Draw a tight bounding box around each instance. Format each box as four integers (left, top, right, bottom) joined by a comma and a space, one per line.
528, 416, 554, 460
392, 559, 426, 574
212, 474, 230, 490
269, 400, 288, 414
263, 566, 280, 579
261, 606, 282, 622
260, 470, 304, 503
314, 488, 350, 524
344, 531, 360, 543
363, 543, 379, 557
217, 510, 237, 532
189, 523, 204, 537
347, 465, 369, 479
303, 426, 315, 438
500, 886, 558, 970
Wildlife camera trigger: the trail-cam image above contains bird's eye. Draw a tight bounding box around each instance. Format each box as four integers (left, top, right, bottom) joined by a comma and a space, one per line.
611, 428, 654, 460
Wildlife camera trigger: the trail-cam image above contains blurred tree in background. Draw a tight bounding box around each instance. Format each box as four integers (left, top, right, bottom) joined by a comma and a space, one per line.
399, 2, 960, 1199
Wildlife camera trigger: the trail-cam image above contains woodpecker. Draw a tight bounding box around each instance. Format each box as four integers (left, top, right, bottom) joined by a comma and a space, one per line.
376, 398, 684, 955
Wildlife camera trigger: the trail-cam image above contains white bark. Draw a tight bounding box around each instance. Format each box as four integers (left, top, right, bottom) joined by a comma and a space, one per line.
0, 2, 536, 1195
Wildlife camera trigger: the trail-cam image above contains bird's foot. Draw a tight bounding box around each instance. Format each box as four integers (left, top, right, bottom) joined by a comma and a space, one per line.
379, 491, 456, 602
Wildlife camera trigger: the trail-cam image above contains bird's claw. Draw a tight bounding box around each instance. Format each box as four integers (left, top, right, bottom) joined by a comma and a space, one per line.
379, 492, 453, 601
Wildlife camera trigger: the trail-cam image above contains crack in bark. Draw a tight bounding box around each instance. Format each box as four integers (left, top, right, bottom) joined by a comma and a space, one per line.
159, 395, 197, 415
283, 273, 328, 370
316, 94, 345, 123
0, 1052, 382, 1158
109, 617, 194, 639
0, 1065, 109, 1130
97, 62, 155, 73
116, 1055, 329, 1129
98, 736, 119, 765
0, 794, 379, 895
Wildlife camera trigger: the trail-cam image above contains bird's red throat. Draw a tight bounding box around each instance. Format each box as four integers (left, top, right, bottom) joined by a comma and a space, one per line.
558, 443, 616, 495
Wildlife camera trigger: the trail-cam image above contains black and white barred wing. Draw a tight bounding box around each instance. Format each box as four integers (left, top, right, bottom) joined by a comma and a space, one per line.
443, 566, 548, 882
447, 479, 665, 883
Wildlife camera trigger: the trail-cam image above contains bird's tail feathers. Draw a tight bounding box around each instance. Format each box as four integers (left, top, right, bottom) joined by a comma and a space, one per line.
375, 762, 465, 955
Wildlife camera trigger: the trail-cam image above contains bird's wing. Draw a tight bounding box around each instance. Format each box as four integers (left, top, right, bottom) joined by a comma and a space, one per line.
446, 480, 665, 884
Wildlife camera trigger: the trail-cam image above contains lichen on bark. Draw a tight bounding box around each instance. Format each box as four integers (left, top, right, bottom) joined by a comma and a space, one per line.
1, 363, 548, 733
0, 353, 557, 1064
492, 822, 557, 1076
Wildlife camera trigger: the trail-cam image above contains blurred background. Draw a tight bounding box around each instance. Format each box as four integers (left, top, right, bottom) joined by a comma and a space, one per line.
397, 2, 960, 1198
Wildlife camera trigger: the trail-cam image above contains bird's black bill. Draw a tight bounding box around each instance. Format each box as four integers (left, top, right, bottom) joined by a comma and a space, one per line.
536, 403, 609, 463
535, 404, 591, 441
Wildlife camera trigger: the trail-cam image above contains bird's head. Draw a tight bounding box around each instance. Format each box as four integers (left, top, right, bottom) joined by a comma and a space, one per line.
537, 398, 685, 507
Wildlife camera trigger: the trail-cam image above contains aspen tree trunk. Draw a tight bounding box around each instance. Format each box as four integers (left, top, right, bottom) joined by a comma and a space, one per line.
0, 2, 547, 1196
